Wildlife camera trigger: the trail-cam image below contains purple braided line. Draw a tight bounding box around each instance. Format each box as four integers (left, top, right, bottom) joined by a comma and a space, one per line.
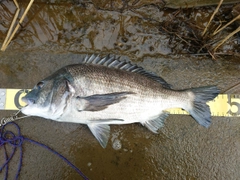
0, 122, 88, 180
0, 123, 23, 180
24, 137, 88, 180
3, 145, 9, 180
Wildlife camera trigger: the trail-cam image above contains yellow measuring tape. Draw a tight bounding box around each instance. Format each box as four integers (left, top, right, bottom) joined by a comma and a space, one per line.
0, 89, 240, 117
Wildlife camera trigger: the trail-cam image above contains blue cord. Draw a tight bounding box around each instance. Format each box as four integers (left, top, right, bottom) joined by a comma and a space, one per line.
0, 122, 88, 180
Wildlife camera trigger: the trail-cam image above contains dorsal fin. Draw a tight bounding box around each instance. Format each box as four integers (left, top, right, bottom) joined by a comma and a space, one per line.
83, 54, 171, 89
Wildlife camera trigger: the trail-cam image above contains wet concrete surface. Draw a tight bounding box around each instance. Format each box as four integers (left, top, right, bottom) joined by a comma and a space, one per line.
0, 51, 240, 180
0, 1, 240, 180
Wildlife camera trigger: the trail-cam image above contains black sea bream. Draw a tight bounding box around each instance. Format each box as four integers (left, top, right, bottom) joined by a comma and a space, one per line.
21, 55, 219, 148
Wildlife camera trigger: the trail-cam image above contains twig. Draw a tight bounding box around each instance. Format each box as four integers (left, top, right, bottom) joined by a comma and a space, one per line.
190, 52, 239, 56
175, 33, 191, 46
223, 82, 240, 94
213, 14, 240, 35
202, 0, 223, 36
1, 0, 34, 51
214, 20, 223, 33
213, 26, 240, 52
1, 0, 20, 51
208, 50, 216, 60
5, 0, 35, 47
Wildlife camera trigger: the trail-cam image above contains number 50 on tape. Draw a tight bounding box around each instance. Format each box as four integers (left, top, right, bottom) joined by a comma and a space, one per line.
0, 89, 240, 117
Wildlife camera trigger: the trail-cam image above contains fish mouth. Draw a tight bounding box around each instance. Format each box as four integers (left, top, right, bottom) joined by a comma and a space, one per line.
21, 97, 35, 106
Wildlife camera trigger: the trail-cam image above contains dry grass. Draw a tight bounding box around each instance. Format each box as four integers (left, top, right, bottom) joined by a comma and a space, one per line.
1, 0, 34, 51
159, 1, 239, 59
202, 0, 223, 36
202, 0, 240, 58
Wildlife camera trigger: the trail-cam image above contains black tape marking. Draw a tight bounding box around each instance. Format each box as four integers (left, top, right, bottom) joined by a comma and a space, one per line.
227, 94, 240, 116
14, 89, 29, 109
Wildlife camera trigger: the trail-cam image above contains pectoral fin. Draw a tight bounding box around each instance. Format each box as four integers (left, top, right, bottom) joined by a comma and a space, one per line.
88, 123, 110, 148
76, 92, 133, 111
143, 112, 169, 133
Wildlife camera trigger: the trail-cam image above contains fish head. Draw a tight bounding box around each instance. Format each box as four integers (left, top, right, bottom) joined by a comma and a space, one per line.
21, 68, 75, 119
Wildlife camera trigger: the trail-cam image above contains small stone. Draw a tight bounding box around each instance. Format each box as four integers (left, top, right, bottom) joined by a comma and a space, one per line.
112, 139, 122, 150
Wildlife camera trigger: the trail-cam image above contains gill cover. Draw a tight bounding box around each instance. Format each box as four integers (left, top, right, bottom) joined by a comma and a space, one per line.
21, 68, 75, 118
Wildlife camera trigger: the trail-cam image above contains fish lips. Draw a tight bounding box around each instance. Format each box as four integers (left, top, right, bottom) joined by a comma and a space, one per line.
21, 96, 35, 106
21, 88, 41, 106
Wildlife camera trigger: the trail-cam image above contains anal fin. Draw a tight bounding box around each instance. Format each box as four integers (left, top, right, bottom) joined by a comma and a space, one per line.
88, 123, 110, 148
143, 112, 169, 133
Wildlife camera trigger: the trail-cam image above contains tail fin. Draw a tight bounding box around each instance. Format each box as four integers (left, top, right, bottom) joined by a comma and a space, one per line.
187, 86, 220, 128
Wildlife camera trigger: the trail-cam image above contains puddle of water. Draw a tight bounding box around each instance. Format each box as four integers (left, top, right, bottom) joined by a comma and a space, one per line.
0, 1, 239, 59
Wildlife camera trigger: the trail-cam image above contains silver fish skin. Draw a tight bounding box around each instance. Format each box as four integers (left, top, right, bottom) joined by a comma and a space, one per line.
21, 55, 220, 148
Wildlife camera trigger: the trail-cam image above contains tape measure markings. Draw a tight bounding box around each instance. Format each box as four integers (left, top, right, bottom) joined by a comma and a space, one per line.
1, 88, 240, 117
0, 89, 7, 110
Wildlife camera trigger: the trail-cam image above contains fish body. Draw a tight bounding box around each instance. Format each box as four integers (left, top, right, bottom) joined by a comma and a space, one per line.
21, 55, 219, 148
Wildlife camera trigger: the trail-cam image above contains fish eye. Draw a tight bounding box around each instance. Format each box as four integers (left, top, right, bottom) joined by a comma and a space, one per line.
36, 81, 44, 89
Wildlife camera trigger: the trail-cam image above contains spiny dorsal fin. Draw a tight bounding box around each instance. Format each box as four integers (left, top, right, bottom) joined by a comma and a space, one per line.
83, 54, 171, 89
